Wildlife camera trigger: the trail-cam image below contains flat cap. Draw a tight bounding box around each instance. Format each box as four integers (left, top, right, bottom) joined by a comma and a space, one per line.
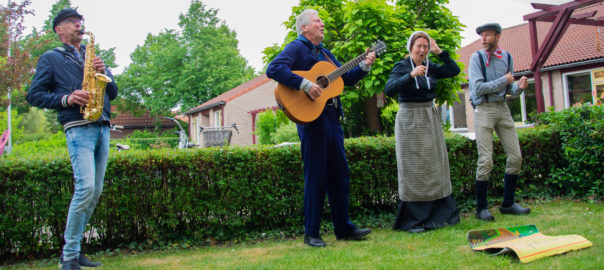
476, 23, 502, 35
52, 8, 83, 33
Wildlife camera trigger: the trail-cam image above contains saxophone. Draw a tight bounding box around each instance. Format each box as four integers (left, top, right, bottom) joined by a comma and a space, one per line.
80, 31, 112, 121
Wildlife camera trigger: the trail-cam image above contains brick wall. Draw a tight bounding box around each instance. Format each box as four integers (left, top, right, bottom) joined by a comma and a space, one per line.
225, 80, 278, 146
189, 80, 278, 147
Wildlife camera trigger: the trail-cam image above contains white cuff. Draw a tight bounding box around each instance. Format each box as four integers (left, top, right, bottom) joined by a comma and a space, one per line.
61, 95, 70, 107
300, 79, 313, 94
359, 61, 371, 72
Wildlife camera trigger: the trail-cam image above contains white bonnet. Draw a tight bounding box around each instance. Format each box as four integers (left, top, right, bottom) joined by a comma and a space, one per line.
406, 31, 431, 53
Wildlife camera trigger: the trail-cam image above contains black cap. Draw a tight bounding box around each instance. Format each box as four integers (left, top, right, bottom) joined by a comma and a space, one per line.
476, 23, 502, 35
52, 8, 83, 33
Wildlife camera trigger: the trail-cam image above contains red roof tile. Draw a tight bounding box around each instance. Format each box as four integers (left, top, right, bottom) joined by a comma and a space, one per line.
458, 4, 604, 75
111, 107, 178, 128
185, 74, 272, 115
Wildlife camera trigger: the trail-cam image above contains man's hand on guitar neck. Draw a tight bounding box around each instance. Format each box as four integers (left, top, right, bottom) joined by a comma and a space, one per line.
364, 49, 376, 67
307, 84, 322, 100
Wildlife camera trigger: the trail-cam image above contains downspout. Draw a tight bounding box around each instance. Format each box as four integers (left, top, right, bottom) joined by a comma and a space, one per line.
548, 71, 554, 109
251, 112, 257, 144
221, 106, 225, 127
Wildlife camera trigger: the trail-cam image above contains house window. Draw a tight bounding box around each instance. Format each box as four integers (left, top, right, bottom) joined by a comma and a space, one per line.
523, 82, 538, 122
194, 115, 201, 144
506, 81, 537, 123
566, 72, 592, 106
506, 91, 522, 122
592, 68, 604, 104
214, 110, 222, 127
595, 83, 604, 104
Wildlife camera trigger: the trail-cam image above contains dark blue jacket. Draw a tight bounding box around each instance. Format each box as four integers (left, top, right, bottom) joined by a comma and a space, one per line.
266, 37, 367, 99
27, 44, 118, 130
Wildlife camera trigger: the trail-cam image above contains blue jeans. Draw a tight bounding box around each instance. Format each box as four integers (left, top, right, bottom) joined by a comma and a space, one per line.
63, 123, 110, 260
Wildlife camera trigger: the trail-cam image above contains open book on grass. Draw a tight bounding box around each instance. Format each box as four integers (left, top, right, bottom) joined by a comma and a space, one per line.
467, 224, 592, 263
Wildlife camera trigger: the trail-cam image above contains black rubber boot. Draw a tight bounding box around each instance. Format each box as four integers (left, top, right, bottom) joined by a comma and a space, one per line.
476, 180, 489, 211
500, 174, 530, 215
502, 174, 518, 208
475, 180, 494, 221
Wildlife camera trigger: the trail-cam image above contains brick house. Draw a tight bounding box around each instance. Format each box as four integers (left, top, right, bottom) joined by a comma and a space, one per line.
452, 3, 604, 132
184, 74, 278, 147
110, 107, 179, 139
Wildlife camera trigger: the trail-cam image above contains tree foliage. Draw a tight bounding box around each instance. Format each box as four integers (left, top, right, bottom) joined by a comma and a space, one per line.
0, 0, 43, 109
0, 0, 117, 115
116, 0, 255, 116
255, 109, 290, 145
29, 0, 117, 68
18, 107, 49, 136
0, 109, 24, 142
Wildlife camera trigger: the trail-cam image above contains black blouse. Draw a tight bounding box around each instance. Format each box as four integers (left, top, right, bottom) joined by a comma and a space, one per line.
384, 51, 460, 103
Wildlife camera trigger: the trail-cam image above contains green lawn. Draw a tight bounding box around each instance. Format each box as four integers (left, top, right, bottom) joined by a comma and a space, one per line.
9, 199, 603, 270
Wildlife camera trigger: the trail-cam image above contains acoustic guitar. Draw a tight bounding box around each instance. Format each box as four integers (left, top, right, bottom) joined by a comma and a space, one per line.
274, 40, 387, 125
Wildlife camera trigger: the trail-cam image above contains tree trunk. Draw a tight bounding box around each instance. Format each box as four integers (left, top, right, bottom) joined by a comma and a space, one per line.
364, 95, 382, 132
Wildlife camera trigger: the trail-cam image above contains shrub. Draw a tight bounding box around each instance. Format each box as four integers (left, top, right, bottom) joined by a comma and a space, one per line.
113, 128, 180, 150
379, 101, 398, 136
255, 109, 289, 144
8, 132, 67, 158
534, 104, 603, 197
0, 109, 24, 143
18, 107, 49, 136
273, 122, 299, 144
110, 137, 179, 150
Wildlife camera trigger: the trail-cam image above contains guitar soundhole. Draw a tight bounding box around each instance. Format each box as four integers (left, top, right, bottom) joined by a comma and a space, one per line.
316, 76, 329, 88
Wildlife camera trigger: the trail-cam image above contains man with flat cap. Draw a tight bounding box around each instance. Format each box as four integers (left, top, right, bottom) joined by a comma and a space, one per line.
27, 8, 117, 270
468, 23, 530, 222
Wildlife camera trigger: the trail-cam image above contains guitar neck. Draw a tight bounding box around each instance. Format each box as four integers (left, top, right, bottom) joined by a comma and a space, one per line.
327, 52, 368, 82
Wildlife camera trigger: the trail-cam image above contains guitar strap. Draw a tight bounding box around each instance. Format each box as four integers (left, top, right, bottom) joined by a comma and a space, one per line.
321, 51, 336, 67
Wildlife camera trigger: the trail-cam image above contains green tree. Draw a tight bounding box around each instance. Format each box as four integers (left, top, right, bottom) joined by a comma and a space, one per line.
263, 0, 464, 136
116, 30, 184, 116
18, 107, 49, 136
117, 0, 254, 116
0, 109, 24, 143
27, 0, 117, 68
0, 0, 45, 111
255, 109, 289, 145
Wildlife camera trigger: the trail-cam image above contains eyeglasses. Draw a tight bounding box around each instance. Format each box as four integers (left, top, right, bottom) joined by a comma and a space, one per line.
62, 18, 82, 25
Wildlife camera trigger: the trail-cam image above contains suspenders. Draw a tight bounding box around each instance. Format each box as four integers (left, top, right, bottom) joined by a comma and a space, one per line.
471, 51, 512, 108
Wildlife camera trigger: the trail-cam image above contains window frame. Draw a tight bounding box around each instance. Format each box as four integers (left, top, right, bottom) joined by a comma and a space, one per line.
562, 69, 596, 108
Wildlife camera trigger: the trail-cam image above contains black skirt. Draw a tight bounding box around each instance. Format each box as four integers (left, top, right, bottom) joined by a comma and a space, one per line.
393, 194, 460, 231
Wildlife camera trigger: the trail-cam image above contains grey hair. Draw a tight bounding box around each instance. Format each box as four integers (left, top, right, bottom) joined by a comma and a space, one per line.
295, 9, 319, 35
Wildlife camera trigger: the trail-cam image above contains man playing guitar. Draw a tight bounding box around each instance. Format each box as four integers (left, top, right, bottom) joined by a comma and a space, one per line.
266, 8, 375, 247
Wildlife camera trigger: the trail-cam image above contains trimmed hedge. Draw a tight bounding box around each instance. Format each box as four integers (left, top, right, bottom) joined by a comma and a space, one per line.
0, 127, 585, 261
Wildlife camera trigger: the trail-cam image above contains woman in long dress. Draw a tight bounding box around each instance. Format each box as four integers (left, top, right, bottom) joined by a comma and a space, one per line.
384, 31, 461, 233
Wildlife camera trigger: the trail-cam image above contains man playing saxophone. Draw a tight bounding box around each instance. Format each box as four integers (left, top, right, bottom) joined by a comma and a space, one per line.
26, 8, 117, 270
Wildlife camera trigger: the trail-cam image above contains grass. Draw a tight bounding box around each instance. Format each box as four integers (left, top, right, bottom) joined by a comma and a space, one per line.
6, 199, 603, 270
